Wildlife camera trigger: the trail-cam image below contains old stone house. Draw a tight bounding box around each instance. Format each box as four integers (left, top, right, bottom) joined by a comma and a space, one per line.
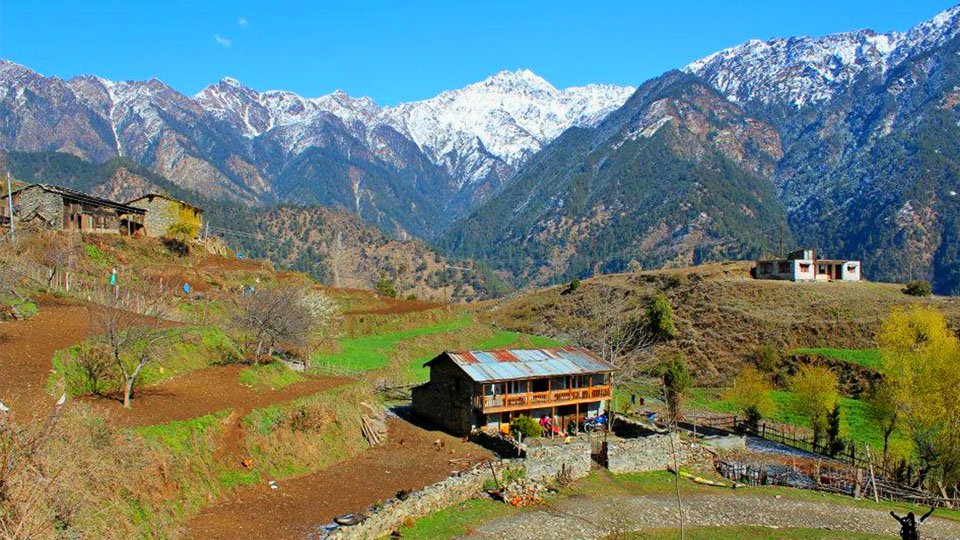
755, 248, 861, 282
126, 193, 203, 240
412, 347, 617, 436
0, 184, 145, 235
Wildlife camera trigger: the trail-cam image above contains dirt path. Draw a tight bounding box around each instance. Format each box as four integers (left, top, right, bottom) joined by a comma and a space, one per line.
87, 365, 352, 428
469, 489, 960, 540
0, 296, 94, 412
187, 416, 493, 540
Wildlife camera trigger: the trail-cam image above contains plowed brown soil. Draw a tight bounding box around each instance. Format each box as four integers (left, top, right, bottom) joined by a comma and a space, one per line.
0, 296, 96, 412
86, 365, 352, 428
187, 416, 492, 540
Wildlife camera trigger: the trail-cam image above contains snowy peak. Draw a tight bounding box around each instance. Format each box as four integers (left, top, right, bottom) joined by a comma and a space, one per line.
685, 5, 960, 106
380, 69, 634, 186
194, 68, 633, 186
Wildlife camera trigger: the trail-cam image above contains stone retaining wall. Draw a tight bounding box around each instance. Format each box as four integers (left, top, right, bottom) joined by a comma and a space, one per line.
333, 460, 516, 539
524, 441, 593, 482
606, 434, 717, 474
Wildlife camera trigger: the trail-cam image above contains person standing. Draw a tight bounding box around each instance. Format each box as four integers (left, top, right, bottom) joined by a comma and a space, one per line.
110, 267, 118, 298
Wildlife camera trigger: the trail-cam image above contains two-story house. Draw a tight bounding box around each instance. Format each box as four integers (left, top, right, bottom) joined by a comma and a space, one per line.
412, 347, 617, 436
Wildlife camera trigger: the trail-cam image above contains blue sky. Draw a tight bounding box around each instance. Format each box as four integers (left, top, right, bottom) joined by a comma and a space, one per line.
0, 1, 955, 104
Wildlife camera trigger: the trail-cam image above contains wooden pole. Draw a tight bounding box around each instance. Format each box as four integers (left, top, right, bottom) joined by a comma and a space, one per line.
866, 444, 880, 503
5, 170, 14, 240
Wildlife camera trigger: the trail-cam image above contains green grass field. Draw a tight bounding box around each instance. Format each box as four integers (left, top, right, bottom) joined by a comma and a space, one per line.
791, 348, 884, 370
313, 312, 560, 380
395, 497, 523, 539
687, 388, 911, 458
312, 315, 475, 373
238, 362, 305, 391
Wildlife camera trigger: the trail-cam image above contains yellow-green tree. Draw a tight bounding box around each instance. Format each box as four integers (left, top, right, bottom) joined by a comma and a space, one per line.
879, 306, 960, 490
789, 364, 839, 448
723, 366, 775, 429
164, 206, 201, 256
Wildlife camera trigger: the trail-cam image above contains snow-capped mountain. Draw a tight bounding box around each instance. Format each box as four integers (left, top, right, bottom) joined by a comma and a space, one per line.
685, 5, 960, 107
381, 70, 635, 188
0, 61, 633, 234
194, 69, 634, 189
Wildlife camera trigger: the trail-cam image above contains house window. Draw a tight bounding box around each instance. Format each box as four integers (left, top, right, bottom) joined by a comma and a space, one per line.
799, 264, 810, 272
506, 380, 527, 394
778, 262, 790, 274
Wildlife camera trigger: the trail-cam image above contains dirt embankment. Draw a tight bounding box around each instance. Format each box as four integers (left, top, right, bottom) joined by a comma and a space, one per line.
187, 415, 492, 540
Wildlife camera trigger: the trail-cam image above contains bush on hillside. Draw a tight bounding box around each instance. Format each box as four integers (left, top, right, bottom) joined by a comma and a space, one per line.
903, 279, 932, 297
376, 272, 397, 298
647, 294, 677, 340
752, 344, 780, 374
561, 278, 582, 295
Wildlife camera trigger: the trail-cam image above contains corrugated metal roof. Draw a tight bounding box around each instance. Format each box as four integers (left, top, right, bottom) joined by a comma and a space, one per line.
429, 347, 617, 383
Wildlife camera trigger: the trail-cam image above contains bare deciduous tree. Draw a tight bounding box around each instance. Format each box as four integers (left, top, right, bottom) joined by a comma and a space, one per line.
40, 235, 77, 289
90, 292, 169, 408
232, 286, 322, 365
567, 285, 658, 380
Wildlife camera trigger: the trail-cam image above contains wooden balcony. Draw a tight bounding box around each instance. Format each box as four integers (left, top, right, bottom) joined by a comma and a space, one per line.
477, 385, 612, 413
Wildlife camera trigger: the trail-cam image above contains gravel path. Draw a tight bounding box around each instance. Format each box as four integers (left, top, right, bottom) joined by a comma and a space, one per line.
465, 492, 960, 539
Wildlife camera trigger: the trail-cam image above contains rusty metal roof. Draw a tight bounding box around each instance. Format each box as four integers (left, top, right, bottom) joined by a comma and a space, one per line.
428, 347, 617, 383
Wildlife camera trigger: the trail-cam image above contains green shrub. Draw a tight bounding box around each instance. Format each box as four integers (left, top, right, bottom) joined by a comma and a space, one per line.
84, 244, 108, 266
903, 279, 932, 297
647, 294, 677, 340
376, 272, 397, 298
661, 355, 691, 421
752, 344, 780, 373
561, 279, 581, 295
14, 300, 38, 319
509, 415, 542, 438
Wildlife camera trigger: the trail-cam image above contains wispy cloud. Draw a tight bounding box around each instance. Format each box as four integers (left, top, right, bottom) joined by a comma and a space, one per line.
237, 17, 248, 28
214, 34, 232, 48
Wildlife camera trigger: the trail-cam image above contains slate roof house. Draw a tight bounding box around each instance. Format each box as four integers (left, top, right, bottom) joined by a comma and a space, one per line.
412, 347, 617, 436
755, 248, 861, 282
126, 193, 203, 239
1, 184, 145, 235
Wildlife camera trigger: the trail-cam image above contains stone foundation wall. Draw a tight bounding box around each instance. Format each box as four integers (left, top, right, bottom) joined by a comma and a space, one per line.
524, 441, 593, 482
606, 434, 717, 474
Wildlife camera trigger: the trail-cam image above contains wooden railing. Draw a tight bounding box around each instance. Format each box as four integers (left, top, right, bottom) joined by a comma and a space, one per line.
478, 385, 612, 412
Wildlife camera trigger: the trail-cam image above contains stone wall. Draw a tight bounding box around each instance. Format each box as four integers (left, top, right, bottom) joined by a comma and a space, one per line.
606, 434, 717, 474
524, 440, 593, 482
9, 187, 64, 228
129, 195, 202, 239
333, 461, 517, 540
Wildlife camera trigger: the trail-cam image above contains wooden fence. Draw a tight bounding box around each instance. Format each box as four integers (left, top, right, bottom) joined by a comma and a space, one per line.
685, 414, 960, 508
6, 258, 181, 320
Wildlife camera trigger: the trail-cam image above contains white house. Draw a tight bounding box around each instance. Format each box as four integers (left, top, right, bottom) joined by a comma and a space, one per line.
755, 249, 861, 282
